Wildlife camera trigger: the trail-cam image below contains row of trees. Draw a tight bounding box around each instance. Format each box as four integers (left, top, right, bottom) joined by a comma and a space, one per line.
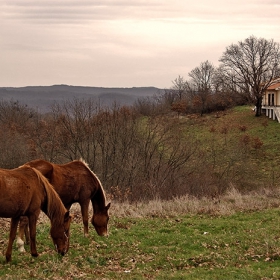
0, 100, 203, 200
168, 36, 280, 116
0, 97, 273, 202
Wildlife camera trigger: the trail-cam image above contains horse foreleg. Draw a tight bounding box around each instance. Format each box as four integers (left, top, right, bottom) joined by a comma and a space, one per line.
17, 216, 29, 253
28, 214, 39, 257
80, 200, 90, 237
6, 217, 20, 262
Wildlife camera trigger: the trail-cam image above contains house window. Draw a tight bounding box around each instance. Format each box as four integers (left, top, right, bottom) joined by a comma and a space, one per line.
268, 93, 275, 106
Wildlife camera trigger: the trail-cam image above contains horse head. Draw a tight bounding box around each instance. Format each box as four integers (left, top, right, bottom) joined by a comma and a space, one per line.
50, 211, 72, 255
91, 203, 111, 237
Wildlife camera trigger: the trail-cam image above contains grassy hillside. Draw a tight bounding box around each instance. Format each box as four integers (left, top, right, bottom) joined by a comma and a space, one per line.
176, 105, 280, 193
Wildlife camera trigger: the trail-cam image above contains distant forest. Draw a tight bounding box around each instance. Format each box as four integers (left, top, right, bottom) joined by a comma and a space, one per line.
0, 85, 164, 113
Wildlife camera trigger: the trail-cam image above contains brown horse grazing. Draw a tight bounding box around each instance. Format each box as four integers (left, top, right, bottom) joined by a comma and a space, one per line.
0, 166, 72, 262
18, 159, 110, 251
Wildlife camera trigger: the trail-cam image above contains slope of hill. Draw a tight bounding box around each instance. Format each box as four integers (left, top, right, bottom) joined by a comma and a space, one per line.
0, 85, 164, 112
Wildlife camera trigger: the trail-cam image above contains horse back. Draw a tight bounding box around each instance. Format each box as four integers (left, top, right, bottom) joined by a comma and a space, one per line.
51, 161, 99, 203
0, 167, 44, 217
24, 159, 102, 206
24, 159, 54, 179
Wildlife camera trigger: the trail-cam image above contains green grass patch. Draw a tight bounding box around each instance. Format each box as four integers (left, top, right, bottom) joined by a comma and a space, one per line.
1, 209, 280, 279
177, 106, 280, 192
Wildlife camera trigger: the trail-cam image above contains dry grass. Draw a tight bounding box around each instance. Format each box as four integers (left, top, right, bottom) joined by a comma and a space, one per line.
1, 187, 279, 236
108, 187, 280, 218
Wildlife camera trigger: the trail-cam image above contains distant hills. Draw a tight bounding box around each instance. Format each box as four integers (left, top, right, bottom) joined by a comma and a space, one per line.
0, 85, 164, 113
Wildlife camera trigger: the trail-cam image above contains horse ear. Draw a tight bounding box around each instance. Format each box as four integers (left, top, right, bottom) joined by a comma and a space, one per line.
106, 203, 111, 210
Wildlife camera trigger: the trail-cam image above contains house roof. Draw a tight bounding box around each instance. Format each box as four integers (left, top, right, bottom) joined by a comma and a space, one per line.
267, 82, 280, 90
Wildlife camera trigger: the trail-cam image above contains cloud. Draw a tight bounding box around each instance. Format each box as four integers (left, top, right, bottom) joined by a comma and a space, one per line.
0, 0, 279, 87
2, 1, 170, 23
1, 0, 273, 23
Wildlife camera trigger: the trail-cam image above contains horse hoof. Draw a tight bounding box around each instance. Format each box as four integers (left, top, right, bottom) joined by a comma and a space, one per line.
16, 238, 24, 247
16, 238, 25, 253
5, 255, 11, 262
32, 253, 39, 257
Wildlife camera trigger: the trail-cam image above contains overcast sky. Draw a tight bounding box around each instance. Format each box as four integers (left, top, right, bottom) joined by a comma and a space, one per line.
0, 0, 279, 88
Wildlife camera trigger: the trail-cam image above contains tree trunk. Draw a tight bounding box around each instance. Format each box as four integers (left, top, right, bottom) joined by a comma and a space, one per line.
255, 96, 263, 117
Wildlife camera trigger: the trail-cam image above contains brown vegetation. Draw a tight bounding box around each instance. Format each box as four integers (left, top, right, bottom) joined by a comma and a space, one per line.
0, 98, 278, 203
110, 187, 280, 218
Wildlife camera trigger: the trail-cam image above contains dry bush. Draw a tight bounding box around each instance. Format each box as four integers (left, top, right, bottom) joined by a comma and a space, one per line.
251, 137, 263, 150
0, 131, 31, 168
239, 134, 251, 147
220, 125, 229, 135
261, 120, 268, 128
238, 125, 247, 132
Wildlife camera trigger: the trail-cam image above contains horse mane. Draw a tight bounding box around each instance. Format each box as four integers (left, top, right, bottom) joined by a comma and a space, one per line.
77, 158, 107, 206
31, 167, 66, 222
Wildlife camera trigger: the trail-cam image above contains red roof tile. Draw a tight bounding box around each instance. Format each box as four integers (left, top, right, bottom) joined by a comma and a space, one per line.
267, 82, 280, 90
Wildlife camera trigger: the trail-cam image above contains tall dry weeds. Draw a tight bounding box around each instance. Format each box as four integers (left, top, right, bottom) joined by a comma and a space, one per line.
108, 187, 280, 218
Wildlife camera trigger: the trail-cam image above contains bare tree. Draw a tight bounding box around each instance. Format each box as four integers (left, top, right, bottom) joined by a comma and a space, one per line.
50, 98, 101, 165
188, 60, 215, 92
0, 100, 34, 132
0, 100, 35, 167
213, 66, 247, 104
172, 75, 188, 100
187, 60, 216, 115
219, 36, 280, 116
27, 114, 62, 161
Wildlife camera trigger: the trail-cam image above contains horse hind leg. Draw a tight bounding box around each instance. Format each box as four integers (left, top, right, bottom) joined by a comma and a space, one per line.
17, 216, 29, 253
6, 217, 20, 262
28, 213, 40, 257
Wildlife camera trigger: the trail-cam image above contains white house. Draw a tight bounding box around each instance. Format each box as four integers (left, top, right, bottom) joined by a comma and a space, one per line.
262, 79, 280, 122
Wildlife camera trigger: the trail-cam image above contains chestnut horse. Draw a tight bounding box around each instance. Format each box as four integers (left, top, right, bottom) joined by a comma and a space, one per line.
18, 159, 110, 251
0, 166, 72, 262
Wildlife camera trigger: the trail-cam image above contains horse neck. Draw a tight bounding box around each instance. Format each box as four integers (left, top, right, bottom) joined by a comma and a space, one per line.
35, 169, 66, 224
82, 161, 107, 212
45, 187, 66, 225
92, 184, 107, 212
